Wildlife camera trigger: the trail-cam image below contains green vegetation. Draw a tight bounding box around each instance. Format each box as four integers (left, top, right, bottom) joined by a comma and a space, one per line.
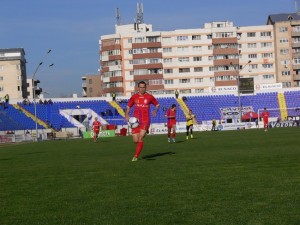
1, 127, 300, 225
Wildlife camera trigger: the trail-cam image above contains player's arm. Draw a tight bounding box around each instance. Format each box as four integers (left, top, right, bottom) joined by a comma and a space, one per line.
125, 106, 131, 121
152, 104, 160, 117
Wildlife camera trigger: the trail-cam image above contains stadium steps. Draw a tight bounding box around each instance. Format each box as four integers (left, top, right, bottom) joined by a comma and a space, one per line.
108, 101, 125, 117
13, 104, 51, 130
277, 93, 288, 120
176, 98, 198, 124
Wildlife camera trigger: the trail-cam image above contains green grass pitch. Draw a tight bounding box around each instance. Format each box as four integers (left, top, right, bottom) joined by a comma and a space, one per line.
1, 127, 300, 225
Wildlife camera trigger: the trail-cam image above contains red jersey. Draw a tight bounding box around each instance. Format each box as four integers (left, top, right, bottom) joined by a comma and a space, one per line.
93, 120, 101, 131
166, 108, 176, 127
261, 111, 270, 123
127, 92, 159, 128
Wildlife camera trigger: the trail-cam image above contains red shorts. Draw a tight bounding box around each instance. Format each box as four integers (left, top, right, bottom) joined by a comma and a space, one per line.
132, 123, 149, 134
167, 121, 176, 129
94, 129, 100, 135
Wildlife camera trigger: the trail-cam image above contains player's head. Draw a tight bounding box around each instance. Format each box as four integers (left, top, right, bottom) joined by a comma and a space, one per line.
95, 117, 98, 121
137, 81, 147, 94
189, 109, 192, 114
264, 107, 267, 110
171, 104, 176, 109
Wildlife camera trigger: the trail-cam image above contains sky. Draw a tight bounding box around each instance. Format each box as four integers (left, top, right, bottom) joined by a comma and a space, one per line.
0, 0, 296, 98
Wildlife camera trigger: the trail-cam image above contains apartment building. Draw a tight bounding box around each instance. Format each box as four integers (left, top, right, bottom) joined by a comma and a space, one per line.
99, 21, 276, 97
82, 74, 102, 97
0, 48, 27, 99
267, 13, 300, 87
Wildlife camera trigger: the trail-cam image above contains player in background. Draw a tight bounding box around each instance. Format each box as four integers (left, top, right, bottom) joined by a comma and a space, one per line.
92, 117, 101, 142
125, 81, 160, 162
186, 109, 195, 140
165, 104, 177, 143
261, 107, 270, 132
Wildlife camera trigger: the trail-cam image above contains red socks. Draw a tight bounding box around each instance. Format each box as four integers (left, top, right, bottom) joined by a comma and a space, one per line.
134, 142, 144, 158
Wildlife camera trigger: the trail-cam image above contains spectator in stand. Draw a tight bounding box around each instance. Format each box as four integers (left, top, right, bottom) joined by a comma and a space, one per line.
175, 90, 179, 99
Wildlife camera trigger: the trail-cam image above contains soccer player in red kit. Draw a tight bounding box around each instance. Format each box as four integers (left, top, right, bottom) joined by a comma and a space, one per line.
92, 117, 101, 142
261, 107, 270, 132
125, 81, 160, 161
165, 104, 177, 143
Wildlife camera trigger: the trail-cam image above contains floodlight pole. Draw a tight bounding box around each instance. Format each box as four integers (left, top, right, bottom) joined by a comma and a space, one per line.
32, 49, 52, 141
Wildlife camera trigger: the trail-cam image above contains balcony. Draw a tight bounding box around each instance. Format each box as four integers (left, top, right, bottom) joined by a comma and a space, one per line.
214, 59, 239, 66
213, 48, 239, 55
132, 42, 161, 49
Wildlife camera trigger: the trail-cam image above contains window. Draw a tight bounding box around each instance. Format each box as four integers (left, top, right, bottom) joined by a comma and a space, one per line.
279, 27, 288, 32
207, 34, 212, 39
282, 82, 291, 87
280, 49, 289, 54
279, 38, 289, 43
194, 67, 203, 72
18, 86, 20, 91
263, 74, 274, 79
134, 37, 145, 43
294, 37, 300, 43
217, 23, 223, 28
262, 64, 273, 69
248, 43, 257, 48
16, 65, 21, 70
208, 45, 213, 50
0, 76, 3, 81
149, 79, 163, 85
164, 69, 173, 74
0, 65, 3, 70
177, 36, 188, 41
195, 78, 203, 83
178, 57, 189, 62
177, 47, 189, 52
164, 58, 172, 63
17, 76, 21, 80
261, 42, 272, 47
282, 71, 291, 76
247, 32, 256, 37
164, 80, 174, 85
195, 89, 204, 93
250, 64, 258, 69
89, 79, 92, 84
193, 57, 202, 61
89, 88, 92, 93
192, 35, 201, 40
294, 57, 300, 64
192, 46, 202, 51
179, 79, 190, 83
248, 54, 257, 59
0, 86, 3, 92
260, 31, 272, 37
210, 77, 215, 82
179, 68, 190, 73
163, 48, 172, 53
281, 60, 290, 65
262, 53, 273, 58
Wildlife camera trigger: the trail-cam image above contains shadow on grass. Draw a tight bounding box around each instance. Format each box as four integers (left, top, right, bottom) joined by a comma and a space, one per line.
142, 151, 175, 160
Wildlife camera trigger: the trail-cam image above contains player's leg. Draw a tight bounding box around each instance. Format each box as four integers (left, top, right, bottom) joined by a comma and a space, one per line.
186, 125, 189, 140
93, 130, 98, 142
190, 125, 193, 138
172, 125, 176, 142
133, 129, 146, 160
167, 126, 171, 142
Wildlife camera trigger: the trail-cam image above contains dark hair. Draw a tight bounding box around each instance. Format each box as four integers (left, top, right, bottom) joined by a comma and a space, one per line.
138, 81, 147, 87
171, 104, 176, 108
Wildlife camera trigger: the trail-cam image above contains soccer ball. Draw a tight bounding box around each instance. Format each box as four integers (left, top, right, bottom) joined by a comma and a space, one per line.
128, 117, 139, 128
